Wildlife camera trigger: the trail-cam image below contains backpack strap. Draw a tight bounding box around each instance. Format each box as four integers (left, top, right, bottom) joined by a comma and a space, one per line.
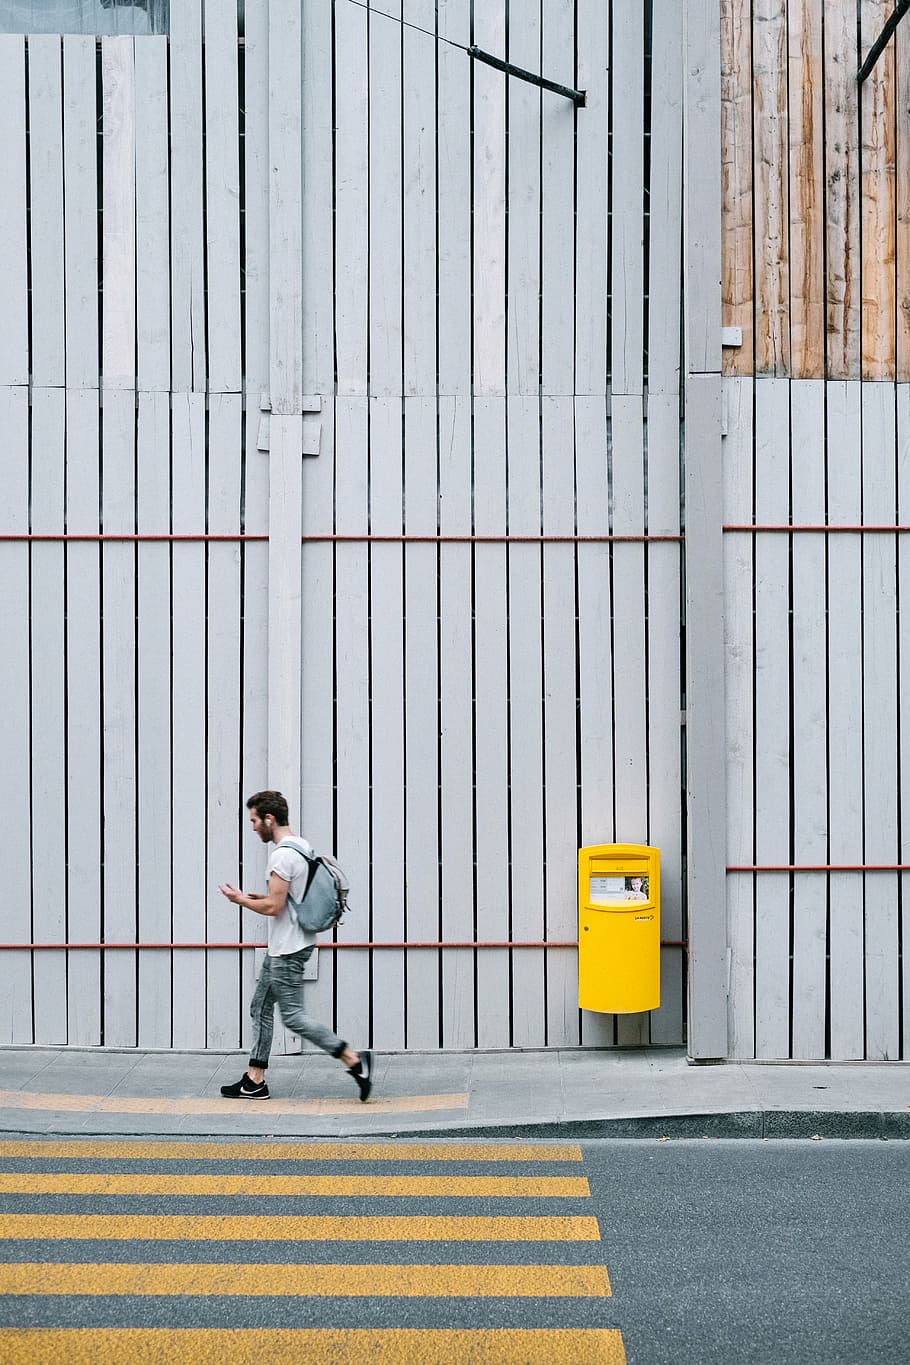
275, 837, 319, 899
276, 836, 313, 862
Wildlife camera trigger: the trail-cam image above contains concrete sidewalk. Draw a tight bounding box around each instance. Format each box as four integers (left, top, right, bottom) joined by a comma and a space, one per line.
2, 1046, 909, 1140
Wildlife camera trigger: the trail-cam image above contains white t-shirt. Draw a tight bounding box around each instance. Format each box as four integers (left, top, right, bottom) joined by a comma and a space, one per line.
266, 839, 317, 957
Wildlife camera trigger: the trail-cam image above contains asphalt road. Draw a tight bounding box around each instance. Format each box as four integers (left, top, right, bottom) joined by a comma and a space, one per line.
0, 1136, 905, 1362
584, 1138, 910, 1365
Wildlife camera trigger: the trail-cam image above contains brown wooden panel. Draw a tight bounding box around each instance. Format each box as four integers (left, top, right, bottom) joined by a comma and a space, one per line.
753, 0, 789, 375
824, 0, 862, 378
721, 0, 754, 375
897, 12, 910, 379
788, 0, 824, 378
860, 0, 896, 380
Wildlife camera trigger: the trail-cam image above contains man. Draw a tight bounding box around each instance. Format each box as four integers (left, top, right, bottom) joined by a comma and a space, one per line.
218, 790, 373, 1101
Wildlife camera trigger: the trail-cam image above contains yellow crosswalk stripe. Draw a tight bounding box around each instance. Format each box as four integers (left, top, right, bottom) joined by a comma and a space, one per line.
0, 1213, 601, 1241
0, 1262, 611, 1297
0, 1140, 583, 1162
0, 1327, 628, 1363
0, 1173, 590, 1197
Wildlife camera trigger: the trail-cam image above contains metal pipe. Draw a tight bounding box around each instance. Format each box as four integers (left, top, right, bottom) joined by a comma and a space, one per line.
0, 532, 681, 545
468, 45, 586, 106
727, 864, 910, 873
858, 0, 910, 83
724, 524, 910, 535
0, 939, 687, 951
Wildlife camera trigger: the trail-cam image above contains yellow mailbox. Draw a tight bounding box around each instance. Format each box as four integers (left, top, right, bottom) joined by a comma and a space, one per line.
578, 843, 660, 1013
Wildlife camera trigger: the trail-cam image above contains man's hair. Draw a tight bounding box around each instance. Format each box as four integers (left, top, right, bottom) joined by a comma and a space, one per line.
246, 790, 289, 825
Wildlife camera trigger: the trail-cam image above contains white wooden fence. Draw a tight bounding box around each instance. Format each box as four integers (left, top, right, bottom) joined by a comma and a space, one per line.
0, 1, 690, 1054
724, 376, 909, 1061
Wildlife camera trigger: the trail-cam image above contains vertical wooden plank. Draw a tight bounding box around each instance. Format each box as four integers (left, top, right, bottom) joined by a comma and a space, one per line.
896, 13, 910, 381
541, 0, 575, 397
101, 37, 136, 390
63, 35, 99, 390
30, 390, 67, 1042
860, 0, 896, 380
649, 0, 684, 396
753, 378, 791, 1057
29, 35, 66, 389
898, 388, 910, 1052
402, 0, 437, 396
134, 37, 169, 392
861, 383, 899, 1058
206, 393, 243, 1047
723, 376, 755, 1057
204, 0, 241, 394
506, 0, 541, 397
611, 395, 649, 1045
367, 398, 405, 1049
0, 37, 28, 385
790, 381, 828, 1058
404, 397, 441, 1047
334, 397, 371, 1050
721, 0, 753, 375
439, 395, 476, 1046
243, 0, 270, 399
685, 0, 726, 1056
239, 3, 271, 1050
752, 0, 789, 376
369, 0, 403, 397
541, 396, 579, 1045
101, 389, 138, 1046
610, 0, 644, 395
170, 394, 207, 1048
684, 369, 728, 1058
334, 0, 369, 396
268, 0, 303, 415
507, 395, 545, 1046
827, 381, 865, 1057
265, 414, 304, 811
472, 4, 506, 396
824, 0, 861, 379
0, 388, 31, 1040
136, 390, 172, 1047
265, 3, 303, 810
299, 400, 337, 1042
436, 0, 471, 395
575, 394, 612, 1047
300, 0, 333, 396
686, 0, 723, 379
788, 0, 825, 379
169, 0, 205, 391
574, 0, 608, 395
646, 394, 684, 1046
473, 397, 510, 1045
65, 390, 102, 1045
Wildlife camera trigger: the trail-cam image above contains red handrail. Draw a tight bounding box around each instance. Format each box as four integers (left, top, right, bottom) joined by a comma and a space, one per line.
0, 938, 687, 951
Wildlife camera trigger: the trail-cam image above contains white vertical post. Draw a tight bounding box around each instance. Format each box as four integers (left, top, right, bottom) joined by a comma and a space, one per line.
267, 0, 304, 805
684, 0, 728, 1059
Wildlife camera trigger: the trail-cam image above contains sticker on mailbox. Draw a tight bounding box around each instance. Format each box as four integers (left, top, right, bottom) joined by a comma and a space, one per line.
589, 874, 649, 906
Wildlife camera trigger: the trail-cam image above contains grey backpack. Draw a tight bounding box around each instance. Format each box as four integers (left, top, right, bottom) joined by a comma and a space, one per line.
277, 837, 349, 933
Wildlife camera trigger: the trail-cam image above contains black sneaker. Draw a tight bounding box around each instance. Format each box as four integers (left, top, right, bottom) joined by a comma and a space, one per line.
220, 1072, 270, 1100
348, 1050, 374, 1102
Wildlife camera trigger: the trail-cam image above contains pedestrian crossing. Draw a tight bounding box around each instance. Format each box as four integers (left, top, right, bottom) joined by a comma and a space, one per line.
0, 1138, 626, 1363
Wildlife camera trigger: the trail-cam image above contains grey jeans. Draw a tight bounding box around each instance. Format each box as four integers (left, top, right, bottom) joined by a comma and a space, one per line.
248, 948, 346, 1069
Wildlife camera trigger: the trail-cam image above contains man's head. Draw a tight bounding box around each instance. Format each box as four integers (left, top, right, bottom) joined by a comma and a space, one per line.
246, 790, 289, 843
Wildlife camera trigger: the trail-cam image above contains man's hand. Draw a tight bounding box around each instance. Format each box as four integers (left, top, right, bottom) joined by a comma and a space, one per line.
218, 883, 244, 904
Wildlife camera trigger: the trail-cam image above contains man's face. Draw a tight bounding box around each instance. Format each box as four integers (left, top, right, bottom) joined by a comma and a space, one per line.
249, 808, 274, 843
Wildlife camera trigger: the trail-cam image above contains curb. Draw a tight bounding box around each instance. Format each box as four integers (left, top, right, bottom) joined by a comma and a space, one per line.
376, 1110, 910, 1141
2, 1110, 909, 1142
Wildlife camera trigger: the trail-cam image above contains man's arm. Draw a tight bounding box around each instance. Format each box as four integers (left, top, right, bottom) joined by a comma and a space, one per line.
218, 873, 290, 918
